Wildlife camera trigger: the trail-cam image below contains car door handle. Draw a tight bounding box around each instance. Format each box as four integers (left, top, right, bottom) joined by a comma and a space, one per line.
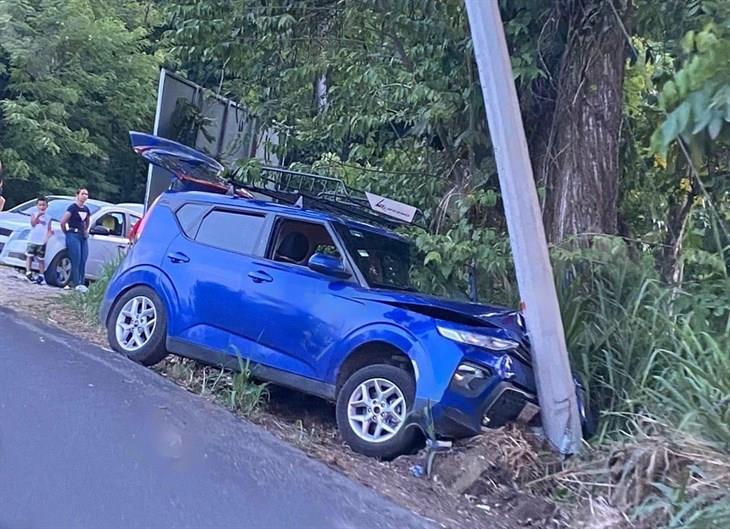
166, 252, 190, 264
248, 270, 273, 283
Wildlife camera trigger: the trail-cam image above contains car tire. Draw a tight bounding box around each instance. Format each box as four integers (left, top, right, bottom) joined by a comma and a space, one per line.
336, 364, 418, 459
46, 250, 72, 287
107, 286, 168, 366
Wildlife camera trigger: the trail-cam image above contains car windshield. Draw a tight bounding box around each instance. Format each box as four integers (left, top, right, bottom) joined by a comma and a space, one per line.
335, 224, 420, 291
13, 199, 101, 221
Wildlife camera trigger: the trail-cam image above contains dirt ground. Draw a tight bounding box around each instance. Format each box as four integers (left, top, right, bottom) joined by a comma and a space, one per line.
0, 264, 582, 529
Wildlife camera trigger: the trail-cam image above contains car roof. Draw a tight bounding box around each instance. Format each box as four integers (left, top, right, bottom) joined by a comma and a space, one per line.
46, 195, 110, 203
165, 191, 409, 242
115, 203, 144, 214
11, 195, 111, 208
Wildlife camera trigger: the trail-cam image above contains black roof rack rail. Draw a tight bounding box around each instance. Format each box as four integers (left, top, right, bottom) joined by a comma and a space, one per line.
229, 165, 427, 230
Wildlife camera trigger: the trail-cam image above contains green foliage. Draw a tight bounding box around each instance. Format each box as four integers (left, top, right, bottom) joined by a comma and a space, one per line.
165, 1, 553, 294
652, 327, 730, 448
0, 0, 162, 205
225, 350, 269, 417
64, 251, 124, 325
622, 8, 729, 289
653, 25, 730, 152
636, 486, 730, 529
554, 238, 729, 449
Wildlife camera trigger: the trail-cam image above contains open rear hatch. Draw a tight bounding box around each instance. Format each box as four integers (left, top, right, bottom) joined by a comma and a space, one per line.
129, 131, 252, 197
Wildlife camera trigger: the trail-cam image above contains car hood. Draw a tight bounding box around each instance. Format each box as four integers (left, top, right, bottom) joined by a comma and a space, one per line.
0, 213, 32, 232
356, 289, 528, 343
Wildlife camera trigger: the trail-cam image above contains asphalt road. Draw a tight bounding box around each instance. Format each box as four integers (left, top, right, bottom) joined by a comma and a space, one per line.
0, 306, 434, 529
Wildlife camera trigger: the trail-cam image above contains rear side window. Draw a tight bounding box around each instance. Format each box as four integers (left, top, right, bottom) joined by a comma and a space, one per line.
195, 209, 265, 254
175, 203, 209, 237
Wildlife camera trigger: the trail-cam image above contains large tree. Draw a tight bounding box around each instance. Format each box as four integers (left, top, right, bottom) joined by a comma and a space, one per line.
0, 0, 161, 205
527, 1, 632, 244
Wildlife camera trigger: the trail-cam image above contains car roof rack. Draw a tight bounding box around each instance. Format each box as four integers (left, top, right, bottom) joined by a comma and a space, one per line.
229, 165, 427, 231
128, 131, 426, 231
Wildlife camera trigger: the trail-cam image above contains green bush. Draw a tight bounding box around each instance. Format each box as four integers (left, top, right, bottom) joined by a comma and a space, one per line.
553, 238, 729, 448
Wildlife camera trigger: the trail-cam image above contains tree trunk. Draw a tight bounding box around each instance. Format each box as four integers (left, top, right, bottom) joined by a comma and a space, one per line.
536, 1, 631, 244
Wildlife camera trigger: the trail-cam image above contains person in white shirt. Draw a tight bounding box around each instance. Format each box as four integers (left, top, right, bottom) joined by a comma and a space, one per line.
25, 196, 53, 285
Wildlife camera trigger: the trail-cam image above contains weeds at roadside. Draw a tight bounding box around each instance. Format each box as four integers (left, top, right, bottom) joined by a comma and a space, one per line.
223, 352, 269, 416
62, 254, 123, 326
154, 354, 269, 418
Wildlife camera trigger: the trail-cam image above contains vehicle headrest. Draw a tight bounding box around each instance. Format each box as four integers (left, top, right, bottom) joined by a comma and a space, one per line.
277, 231, 309, 263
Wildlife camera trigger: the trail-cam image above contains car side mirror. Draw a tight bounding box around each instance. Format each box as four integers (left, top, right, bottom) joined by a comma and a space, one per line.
90, 225, 110, 236
307, 252, 351, 279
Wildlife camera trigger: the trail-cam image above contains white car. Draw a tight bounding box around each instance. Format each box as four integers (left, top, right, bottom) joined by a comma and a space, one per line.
0, 196, 143, 287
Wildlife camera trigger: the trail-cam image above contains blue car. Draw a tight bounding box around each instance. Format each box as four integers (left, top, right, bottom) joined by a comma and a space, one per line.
101, 133, 592, 458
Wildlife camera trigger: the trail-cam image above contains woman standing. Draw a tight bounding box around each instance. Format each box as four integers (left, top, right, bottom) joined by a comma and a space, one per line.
59, 188, 91, 292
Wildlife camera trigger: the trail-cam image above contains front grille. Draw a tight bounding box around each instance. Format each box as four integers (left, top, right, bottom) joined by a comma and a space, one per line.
9, 251, 26, 260
511, 346, 531, 365
0, 227, 12, 237
483, 388, 533, 428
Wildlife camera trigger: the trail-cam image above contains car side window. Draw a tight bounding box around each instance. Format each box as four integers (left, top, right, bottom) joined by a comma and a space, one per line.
94, 212, 125, 237
269, 218, 340, 266
175, 203, 208, 238
196, 209, 265, 254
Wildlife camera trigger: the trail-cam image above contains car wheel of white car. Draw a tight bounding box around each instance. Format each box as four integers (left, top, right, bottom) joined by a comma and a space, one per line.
107, 286, 168, 366
336, 364, 418, 459
46, 251, 72, 287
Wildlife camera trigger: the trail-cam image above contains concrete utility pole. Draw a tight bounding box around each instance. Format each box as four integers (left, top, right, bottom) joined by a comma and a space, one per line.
464, 0, 582, 454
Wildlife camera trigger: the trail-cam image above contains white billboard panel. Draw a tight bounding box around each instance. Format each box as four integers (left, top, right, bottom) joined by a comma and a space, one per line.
144, 69, 279, 208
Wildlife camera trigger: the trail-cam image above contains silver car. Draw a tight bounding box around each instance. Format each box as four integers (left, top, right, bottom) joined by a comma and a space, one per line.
0, 196, 143, 287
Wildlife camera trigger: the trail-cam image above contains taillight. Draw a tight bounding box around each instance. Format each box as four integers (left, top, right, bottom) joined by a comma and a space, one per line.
130, 196, 160, 243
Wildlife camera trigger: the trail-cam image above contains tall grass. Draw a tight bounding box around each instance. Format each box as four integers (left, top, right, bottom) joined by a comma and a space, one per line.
652, 326, 730, 449
553, 239, 728, 447
64, 253, 124, 325
551, 238, 729, 528
224, 350, 269, 416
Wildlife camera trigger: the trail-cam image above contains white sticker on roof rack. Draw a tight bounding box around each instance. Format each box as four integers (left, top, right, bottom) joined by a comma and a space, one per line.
365, 192, 418, 223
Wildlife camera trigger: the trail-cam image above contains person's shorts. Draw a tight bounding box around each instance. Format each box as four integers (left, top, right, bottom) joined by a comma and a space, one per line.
26, 243, 46, 259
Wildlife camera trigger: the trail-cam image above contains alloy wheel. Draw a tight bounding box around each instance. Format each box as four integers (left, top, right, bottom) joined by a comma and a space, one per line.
347, 377, 407, 443
115, 296, 157, 352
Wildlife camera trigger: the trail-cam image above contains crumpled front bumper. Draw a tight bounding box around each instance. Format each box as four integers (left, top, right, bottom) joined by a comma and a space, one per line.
431, 381, 539, 438
412, 351, 592, 440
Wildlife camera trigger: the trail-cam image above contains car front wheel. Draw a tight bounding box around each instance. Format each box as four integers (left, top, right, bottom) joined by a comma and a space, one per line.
336, 364, 418, 459
107, 286, 168, 366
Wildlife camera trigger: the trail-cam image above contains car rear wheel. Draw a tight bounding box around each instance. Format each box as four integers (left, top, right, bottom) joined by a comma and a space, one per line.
107, 286, 168, 366
336, 364, 418, 459
46, 251, 72, 287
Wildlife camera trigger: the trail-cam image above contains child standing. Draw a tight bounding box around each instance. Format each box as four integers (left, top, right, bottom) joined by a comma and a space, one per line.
25, 196, 53, 285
